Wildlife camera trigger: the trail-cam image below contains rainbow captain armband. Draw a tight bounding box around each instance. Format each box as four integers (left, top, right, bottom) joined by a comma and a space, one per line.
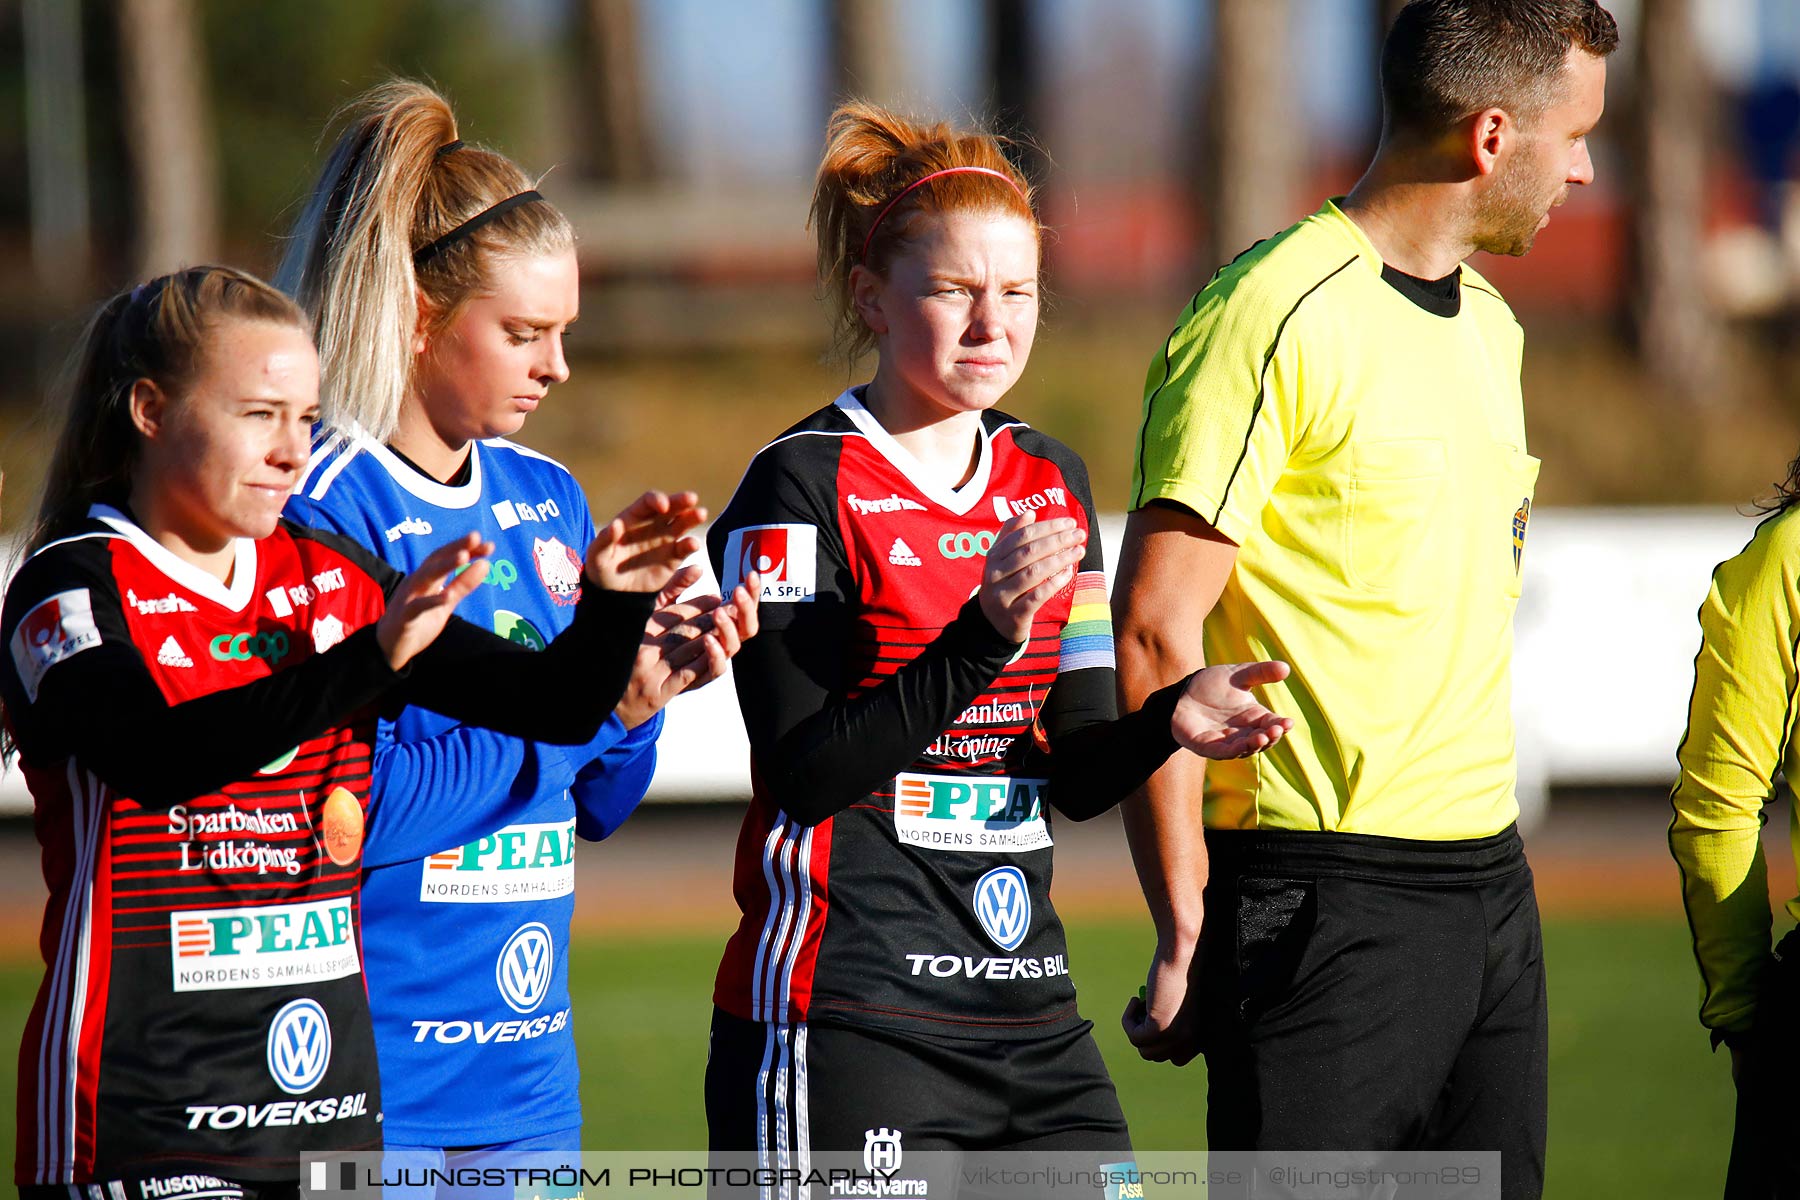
1058, 571, 1114, 673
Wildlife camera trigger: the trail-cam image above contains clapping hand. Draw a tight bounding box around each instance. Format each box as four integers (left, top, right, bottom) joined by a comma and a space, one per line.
614, 566, 762, 729
585, 491, 708, 593
978, 510, 1086, 643
376, 532, 493, 671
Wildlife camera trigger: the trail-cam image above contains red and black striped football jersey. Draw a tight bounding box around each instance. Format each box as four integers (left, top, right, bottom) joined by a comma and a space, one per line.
1, 505, 651, 1184
707, 390, 1121, 1041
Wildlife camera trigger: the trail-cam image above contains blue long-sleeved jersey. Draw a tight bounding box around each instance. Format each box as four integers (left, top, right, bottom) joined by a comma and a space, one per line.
285, 430, 659, 1146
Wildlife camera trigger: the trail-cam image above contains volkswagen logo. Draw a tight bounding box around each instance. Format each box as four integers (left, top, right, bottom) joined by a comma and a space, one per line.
266, 998, 331, 1095
496, 922, 555, 1013
973, 866, 1031, 951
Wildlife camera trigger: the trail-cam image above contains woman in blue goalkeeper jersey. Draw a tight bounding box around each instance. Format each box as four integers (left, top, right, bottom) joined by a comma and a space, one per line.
274, 79, 758, 1178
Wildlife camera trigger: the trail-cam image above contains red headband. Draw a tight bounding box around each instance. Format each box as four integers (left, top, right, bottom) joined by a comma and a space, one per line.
858, 166, 1028, 263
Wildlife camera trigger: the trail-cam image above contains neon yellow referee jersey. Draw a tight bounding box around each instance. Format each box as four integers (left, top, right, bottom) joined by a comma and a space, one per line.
1132, 199, 1537, 839
1670, 508, 1800, 1038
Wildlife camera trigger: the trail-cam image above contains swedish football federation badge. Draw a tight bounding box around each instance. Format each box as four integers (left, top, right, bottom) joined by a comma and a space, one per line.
1513, 497, 1531, 572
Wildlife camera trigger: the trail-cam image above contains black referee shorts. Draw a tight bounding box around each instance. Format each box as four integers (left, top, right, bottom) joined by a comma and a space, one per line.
1196, 824, 1547, 1200
705, 1008, 1131, 1163
1725, 925, 1800, 1198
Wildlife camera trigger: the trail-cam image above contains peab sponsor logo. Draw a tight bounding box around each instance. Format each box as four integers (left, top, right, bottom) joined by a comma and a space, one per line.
169, 897, 359, 992
892, 772, 1051, 853
990, 487, 1067, 522
421, 820, 576, 903
847, 493, 927, 516
722, 524, 817, 603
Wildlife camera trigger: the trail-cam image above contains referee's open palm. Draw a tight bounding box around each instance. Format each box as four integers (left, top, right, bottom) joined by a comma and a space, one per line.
1172, 660, 1294, 759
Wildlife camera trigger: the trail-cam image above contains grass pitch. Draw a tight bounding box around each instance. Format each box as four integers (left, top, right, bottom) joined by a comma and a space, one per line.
0, 916, 1734, 1196
569, 916, 1731, 1196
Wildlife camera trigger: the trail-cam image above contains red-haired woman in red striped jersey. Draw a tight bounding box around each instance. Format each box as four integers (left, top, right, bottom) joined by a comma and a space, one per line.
702, 101, 1293, 1178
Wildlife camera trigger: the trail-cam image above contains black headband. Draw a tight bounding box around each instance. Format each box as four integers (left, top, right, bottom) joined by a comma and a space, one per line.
412, 190, 543, 268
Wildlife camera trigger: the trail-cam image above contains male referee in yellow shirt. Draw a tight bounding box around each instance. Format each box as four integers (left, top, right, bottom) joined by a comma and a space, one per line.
1114, 3, 1615, 1196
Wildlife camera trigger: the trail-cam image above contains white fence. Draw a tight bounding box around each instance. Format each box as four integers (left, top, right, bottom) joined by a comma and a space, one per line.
0, 508, 1763, 816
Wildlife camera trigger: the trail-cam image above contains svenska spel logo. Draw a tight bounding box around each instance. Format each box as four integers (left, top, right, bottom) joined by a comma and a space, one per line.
723, 523, 817, 602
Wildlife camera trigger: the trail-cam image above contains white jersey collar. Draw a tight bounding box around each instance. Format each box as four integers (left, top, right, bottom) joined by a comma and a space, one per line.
89, 503, 259, 613
362, 437, 485, 509
834, 388, 994, 517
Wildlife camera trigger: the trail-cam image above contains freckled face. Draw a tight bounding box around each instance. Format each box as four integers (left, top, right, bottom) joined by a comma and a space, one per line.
861, 210, 1040, 419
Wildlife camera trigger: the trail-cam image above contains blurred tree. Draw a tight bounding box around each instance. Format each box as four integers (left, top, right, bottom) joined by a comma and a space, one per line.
198, 0, 545, 273
828, 0, 901, 110
1204, 0, 1298, 273
573, 0, 654, 184
985, 0, 1045, 185
1626, 0, 1718, 406
117, 0, 219, 276
986, 0, 1035, 137
22, 0, 91, 302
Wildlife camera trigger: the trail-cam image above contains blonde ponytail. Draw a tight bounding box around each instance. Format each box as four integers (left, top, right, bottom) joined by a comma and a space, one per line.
277, 79, 573, 440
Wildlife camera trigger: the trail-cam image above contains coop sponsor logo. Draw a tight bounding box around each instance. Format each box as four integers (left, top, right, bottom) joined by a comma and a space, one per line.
421, 820, 577, 903
169, 897, 359, 992
891, 772, 1051, 853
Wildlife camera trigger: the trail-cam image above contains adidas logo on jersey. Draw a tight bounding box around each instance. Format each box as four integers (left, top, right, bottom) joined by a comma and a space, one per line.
888, 538, 923, 567
157, 636, 194, 668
